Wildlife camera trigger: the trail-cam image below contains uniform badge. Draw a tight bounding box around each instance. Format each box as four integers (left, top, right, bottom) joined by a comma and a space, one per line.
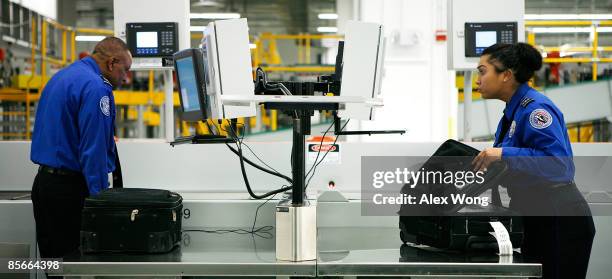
100, 96, 110, 117
529, 109, 552, 129
508, 121, 516, 138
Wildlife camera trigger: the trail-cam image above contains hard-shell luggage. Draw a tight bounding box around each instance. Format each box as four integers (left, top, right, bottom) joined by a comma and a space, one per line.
80, 188, 182, 253
399, 139, 523, 251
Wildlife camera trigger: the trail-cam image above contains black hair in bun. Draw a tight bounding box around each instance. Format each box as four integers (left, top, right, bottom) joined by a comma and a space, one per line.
482, 42, 543, 83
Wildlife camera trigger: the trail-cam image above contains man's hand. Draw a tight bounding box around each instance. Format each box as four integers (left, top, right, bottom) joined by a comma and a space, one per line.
472, 147, 502, 172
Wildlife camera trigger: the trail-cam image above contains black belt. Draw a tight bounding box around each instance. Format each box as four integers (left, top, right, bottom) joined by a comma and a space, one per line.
548, 181, 576, 189
38, 165, 82, 177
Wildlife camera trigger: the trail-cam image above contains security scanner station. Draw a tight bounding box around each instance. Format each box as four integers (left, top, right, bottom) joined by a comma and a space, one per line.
3, 0, 612, 278
170, 17, 404, 263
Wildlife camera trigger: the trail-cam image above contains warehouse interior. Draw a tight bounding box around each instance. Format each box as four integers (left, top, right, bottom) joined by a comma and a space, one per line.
1, 0, 612, 278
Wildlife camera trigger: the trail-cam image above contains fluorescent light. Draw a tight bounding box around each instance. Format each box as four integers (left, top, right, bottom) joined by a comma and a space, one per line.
532, 27, 612, 33
317, 27, 338, 33
190, 26, 207, 32
318, 13, 338, 20
75, 35, 105, 42
599, 27, 612, 32
190, 13, 240, 19
525, 14, 612, 20
249, 43, 257, 49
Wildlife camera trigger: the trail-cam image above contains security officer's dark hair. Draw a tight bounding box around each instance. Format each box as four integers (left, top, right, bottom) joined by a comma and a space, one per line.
92, 37, 129, 58
482, 43, 543, 83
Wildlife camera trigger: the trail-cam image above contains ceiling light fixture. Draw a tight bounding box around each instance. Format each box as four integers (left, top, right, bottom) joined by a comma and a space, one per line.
317, 27, 338, 33
190, 26, 208, 32
75, 35, 105, 42
192, 0, 223, 7
190, 13, 240, 19
531, 27, 612, 33
525, 14, 612, 20
318, 13, 338, 20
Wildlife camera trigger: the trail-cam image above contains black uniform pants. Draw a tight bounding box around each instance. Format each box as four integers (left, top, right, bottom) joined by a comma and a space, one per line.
511, 183, 596, 279
31, 171, 89, 260
522, 216, 595, 279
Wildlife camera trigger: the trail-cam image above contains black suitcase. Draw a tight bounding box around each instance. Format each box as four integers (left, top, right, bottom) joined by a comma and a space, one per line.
80, 188, 183, 253
399, 139, 523, 251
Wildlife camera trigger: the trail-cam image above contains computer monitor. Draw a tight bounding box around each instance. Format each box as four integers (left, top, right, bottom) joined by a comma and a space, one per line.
174, 48, 208, 122
201, 18, 256, 120
338, 20, 386, 121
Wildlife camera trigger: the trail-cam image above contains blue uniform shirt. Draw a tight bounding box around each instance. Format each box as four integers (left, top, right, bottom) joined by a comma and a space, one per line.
494, 83, 574, 191
31, 56, 116, 195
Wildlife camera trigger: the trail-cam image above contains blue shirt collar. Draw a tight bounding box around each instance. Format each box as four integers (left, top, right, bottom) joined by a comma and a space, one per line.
81, 56, 101, 76
504, 83, 530, 120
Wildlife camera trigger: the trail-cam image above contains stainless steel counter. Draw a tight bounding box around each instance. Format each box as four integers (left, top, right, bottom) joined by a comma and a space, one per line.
0, 191, 31, 200
60, 228, 314, 277
57, 227, 541, 277
318, 227, 541, 278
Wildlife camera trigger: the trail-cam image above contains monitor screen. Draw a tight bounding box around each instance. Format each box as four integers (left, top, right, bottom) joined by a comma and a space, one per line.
176, 56, 201, 112
137, 31, 158, 48
173, 48, 208, 122
475, 31, 497, 55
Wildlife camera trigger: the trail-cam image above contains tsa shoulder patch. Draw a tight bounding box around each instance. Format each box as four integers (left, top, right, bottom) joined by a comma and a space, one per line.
99, 96, 110, 116
529, 108, 553, 129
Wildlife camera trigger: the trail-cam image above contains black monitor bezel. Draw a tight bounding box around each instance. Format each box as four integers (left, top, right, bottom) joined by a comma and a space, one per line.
173, 48, 208, 122
126, 22, 179, 58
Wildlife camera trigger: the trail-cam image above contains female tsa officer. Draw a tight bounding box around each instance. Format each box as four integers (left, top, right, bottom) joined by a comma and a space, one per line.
471, 43, 595, 279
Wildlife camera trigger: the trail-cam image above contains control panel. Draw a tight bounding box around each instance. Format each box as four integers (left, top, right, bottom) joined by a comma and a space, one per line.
464, 22, 517, 57
126, 22, 178, 57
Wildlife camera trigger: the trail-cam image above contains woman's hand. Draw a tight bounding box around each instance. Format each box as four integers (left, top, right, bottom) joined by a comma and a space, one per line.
472, 147, 502, 172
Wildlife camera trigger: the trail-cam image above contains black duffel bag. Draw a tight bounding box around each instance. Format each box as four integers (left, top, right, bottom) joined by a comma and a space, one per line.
399, 139, 523, 251
80, 188, 183, 253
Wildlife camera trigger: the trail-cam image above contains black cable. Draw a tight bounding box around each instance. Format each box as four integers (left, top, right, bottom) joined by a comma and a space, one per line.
241, 142, 282, 175
236, 141, 291, 199
182, 227, 273, 239
251, 190, 283, 234
225, 143, 292, 183
256, 67, 298, 118
256, 67, 290, 95
181, 189, 284, 239
305, 119, 350, 189
305, 121, 335, 179
203, 121, 292, 183
225, 122, 293, 199
227, 121, 285, 179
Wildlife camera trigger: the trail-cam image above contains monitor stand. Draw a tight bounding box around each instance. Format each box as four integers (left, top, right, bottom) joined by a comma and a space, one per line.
264, 103, 331, 262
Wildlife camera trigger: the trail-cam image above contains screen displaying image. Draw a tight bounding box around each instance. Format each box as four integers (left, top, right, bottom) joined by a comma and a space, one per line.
475, 31, 497, 55
176, 57, 201, 112
475, 31, 496, 48
136, 31, 158, 48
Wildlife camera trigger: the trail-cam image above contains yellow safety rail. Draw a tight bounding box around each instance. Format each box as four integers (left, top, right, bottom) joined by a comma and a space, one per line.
252, 33, 343, 73
525, 20, 612, 81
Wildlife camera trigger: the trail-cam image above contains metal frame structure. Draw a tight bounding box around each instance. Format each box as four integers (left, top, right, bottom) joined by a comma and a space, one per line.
525, 20, 612, 82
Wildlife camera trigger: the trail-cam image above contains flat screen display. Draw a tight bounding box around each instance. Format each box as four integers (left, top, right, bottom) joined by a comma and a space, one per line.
175, 57, 201, 112
475, 31, 496, 55
136, 31, 158, 48
475, 31, 496, 48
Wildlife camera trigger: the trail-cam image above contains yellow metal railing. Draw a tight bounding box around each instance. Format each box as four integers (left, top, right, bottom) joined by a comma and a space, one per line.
525, 20, 612, 82
252, 33, 343, 72
0, 14, 115, 139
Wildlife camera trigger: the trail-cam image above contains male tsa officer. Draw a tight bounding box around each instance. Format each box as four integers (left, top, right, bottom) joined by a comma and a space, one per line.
30, 37, 132, 261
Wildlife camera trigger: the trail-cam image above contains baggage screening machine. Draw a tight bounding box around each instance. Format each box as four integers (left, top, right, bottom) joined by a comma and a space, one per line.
172, 18, 403, 261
